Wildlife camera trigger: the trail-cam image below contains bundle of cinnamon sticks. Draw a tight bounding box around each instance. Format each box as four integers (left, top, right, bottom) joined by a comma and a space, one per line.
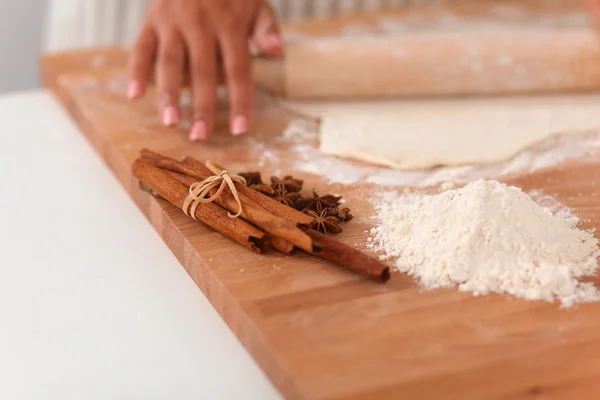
132, 149, 390, 283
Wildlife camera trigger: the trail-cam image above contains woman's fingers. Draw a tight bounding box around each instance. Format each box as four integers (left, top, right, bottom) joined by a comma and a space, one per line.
128, 25, 157, 99
216, 13, 254, 136
586, 0, 600, 21
184, 24, 218, 141
130, 0, 276, 139
155, 29, 185, 127
251, 3, 283, 57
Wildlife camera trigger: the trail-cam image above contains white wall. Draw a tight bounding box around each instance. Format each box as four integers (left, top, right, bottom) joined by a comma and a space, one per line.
0, 0, 47, 93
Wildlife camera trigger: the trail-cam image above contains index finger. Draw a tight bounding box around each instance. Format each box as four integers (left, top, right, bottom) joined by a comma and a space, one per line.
215, 13, 254, 136
128, 25, 157, 99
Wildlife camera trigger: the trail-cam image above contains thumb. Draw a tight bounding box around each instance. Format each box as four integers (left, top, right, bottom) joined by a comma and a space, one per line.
251, 3, 283, 57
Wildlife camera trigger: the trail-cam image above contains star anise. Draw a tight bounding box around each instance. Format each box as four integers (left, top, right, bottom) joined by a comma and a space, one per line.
295, 191, 342, 213
270, 176, 287, 193
320, 193, 342, 206
273, 190, 301, 207
250, 183, 275, 196
306, 209, 343, 234
282, 175, 304, 193
239, 171, 263, 186
270, 175, 303, 193
321, 206, 354, 223
323, 206, 337, 218
240, 171, 352, 228
336, 207, 354, 222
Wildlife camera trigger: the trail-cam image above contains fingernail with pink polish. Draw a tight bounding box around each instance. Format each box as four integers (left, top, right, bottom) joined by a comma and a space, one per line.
267, 34, 281, 48
162, 106, 179, 127
189, 120, 208, 141
231, 115, 248, 136
128, 81, 141, 99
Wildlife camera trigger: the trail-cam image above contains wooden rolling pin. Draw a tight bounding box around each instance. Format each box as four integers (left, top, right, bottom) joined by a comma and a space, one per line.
249, 30, 600, 100
252, 0, 600, 99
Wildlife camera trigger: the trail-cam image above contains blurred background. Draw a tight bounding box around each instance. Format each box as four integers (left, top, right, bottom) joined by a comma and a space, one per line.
0, 0, 47, 93
0, 0, 434, 95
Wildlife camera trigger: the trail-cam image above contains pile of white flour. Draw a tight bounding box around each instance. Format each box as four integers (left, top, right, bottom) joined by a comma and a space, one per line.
368, 180, 600, 307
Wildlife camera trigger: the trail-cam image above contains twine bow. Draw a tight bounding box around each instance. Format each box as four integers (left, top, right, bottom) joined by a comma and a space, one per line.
183, 161, 246, 219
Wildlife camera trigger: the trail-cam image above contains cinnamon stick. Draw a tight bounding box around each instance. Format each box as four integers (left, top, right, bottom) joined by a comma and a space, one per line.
164, 170, 296, 256
182, 156, 315, 227
270, 236, 296, 256
139, 149, 391, 283
177, 157, 389, 282
139, 150, 318, 254
132, 159, 270, 254
307, 230, 390, 283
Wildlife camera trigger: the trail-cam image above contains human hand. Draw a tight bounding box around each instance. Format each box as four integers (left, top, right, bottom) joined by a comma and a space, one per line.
586, 0, 600, 21
128, 0, 282, 141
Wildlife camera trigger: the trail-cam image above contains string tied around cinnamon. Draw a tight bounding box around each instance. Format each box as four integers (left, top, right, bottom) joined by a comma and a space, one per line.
183, 161, 246, 219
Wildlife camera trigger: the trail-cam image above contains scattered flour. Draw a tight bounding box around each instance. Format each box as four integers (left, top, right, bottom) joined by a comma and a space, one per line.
280, 118, 318, 143
258, 148, 279, 167
368, 180, 600, 307
325, 8, 591, 39
293, 144, 370, 185
91, 55, 106, 68
105, 76, 127, 94
440, 181, 456, 191
372, 11, 590, 36
414, 166, 475, 188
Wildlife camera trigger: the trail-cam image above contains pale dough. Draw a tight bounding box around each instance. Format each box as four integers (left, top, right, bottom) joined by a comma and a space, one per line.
287, 94, 600, 169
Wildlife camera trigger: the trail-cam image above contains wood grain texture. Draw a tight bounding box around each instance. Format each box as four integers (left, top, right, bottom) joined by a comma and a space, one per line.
41, 3, 600, 399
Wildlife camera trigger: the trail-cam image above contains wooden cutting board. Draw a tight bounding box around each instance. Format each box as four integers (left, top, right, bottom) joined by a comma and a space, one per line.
42, 2, 600, 399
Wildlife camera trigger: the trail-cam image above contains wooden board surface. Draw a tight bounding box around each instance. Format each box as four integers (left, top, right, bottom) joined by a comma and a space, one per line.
41, 3, 600, 400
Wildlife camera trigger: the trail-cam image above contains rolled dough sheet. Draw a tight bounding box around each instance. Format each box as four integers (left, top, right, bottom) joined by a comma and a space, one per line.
286, 94, 600, 169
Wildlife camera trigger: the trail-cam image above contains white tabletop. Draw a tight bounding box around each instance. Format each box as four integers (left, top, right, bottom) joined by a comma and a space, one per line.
0, 90, 282, 400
